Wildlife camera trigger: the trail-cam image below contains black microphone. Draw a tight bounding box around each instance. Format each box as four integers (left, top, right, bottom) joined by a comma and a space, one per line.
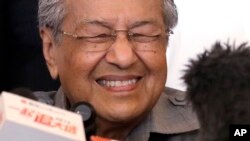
182, 41, 250, 141
10, 87, 38, 100
71, 102, 96, 141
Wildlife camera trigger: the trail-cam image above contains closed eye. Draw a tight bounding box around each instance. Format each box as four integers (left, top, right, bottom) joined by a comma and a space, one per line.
130, 33, 161, 42
77, 34, 113, 43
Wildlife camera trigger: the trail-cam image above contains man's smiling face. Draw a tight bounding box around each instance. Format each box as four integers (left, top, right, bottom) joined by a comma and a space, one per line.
48, 0, 168, 123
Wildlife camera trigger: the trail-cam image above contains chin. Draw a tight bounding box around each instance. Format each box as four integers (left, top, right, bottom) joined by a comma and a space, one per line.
106, 105, 149, 123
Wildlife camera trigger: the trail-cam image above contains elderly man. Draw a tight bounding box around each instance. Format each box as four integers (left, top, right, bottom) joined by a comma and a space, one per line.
36, 0, 199, 140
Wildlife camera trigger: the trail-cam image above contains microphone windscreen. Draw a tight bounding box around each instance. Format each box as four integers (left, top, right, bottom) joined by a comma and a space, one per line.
183, 41, 250, 108
182, 41, 250, 141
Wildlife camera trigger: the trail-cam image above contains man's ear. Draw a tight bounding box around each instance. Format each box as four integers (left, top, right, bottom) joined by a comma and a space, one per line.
40, 28, 59, 80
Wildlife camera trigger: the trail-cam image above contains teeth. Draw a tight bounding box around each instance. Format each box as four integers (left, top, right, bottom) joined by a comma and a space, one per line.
99, 79, 137, 87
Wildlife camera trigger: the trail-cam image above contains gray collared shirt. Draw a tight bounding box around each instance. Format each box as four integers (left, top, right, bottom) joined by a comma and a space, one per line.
34, 87, 199, 141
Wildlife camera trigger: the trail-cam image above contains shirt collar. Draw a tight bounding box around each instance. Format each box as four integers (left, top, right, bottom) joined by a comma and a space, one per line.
54, 87, 69, 109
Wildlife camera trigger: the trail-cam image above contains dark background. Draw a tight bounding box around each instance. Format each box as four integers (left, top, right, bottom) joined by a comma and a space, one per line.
0, 0, 59, 92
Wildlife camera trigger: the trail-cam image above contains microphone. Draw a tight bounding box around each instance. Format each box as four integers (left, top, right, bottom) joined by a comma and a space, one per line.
182, 41, 250, 141
70, 102, 119, 141
1, 88, 118, 141
0, 91, 86, 141
10, 87, 38, 100
71, 101, 96, 141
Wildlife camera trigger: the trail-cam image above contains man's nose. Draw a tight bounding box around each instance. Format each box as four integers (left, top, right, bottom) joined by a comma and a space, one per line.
104, 35, 138, 69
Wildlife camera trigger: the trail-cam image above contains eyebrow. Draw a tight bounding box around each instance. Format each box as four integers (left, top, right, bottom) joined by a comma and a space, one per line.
78, 19, 161, 29
79, 19, 112, 29
129, 20, 159, 29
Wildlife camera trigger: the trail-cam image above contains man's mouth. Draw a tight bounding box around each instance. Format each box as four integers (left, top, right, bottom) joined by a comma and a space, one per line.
96, 75, 143, 92
97, 78, 138, 87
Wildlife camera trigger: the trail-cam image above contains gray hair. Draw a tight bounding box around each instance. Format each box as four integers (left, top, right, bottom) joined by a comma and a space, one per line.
38, 0, 178, 39
38, 0, 65, 39
163, 0, 178, 30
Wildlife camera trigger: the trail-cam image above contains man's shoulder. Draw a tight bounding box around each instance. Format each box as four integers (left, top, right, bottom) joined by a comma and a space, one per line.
163, 87, 188, 106
150, 87, 199, 135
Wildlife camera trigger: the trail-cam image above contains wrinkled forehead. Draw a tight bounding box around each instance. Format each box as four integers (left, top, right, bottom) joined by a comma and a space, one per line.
63, 0, 164, 29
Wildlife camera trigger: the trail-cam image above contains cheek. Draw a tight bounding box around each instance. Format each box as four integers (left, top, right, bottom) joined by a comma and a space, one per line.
57, 46, 105, 101
139, 49, 167, 92
62, 51, 105, 82
61, 46, 102, 75
140, 50, 167, 72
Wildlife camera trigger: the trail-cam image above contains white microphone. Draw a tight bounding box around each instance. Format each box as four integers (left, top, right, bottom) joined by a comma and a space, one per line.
0, 91, 86, 141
